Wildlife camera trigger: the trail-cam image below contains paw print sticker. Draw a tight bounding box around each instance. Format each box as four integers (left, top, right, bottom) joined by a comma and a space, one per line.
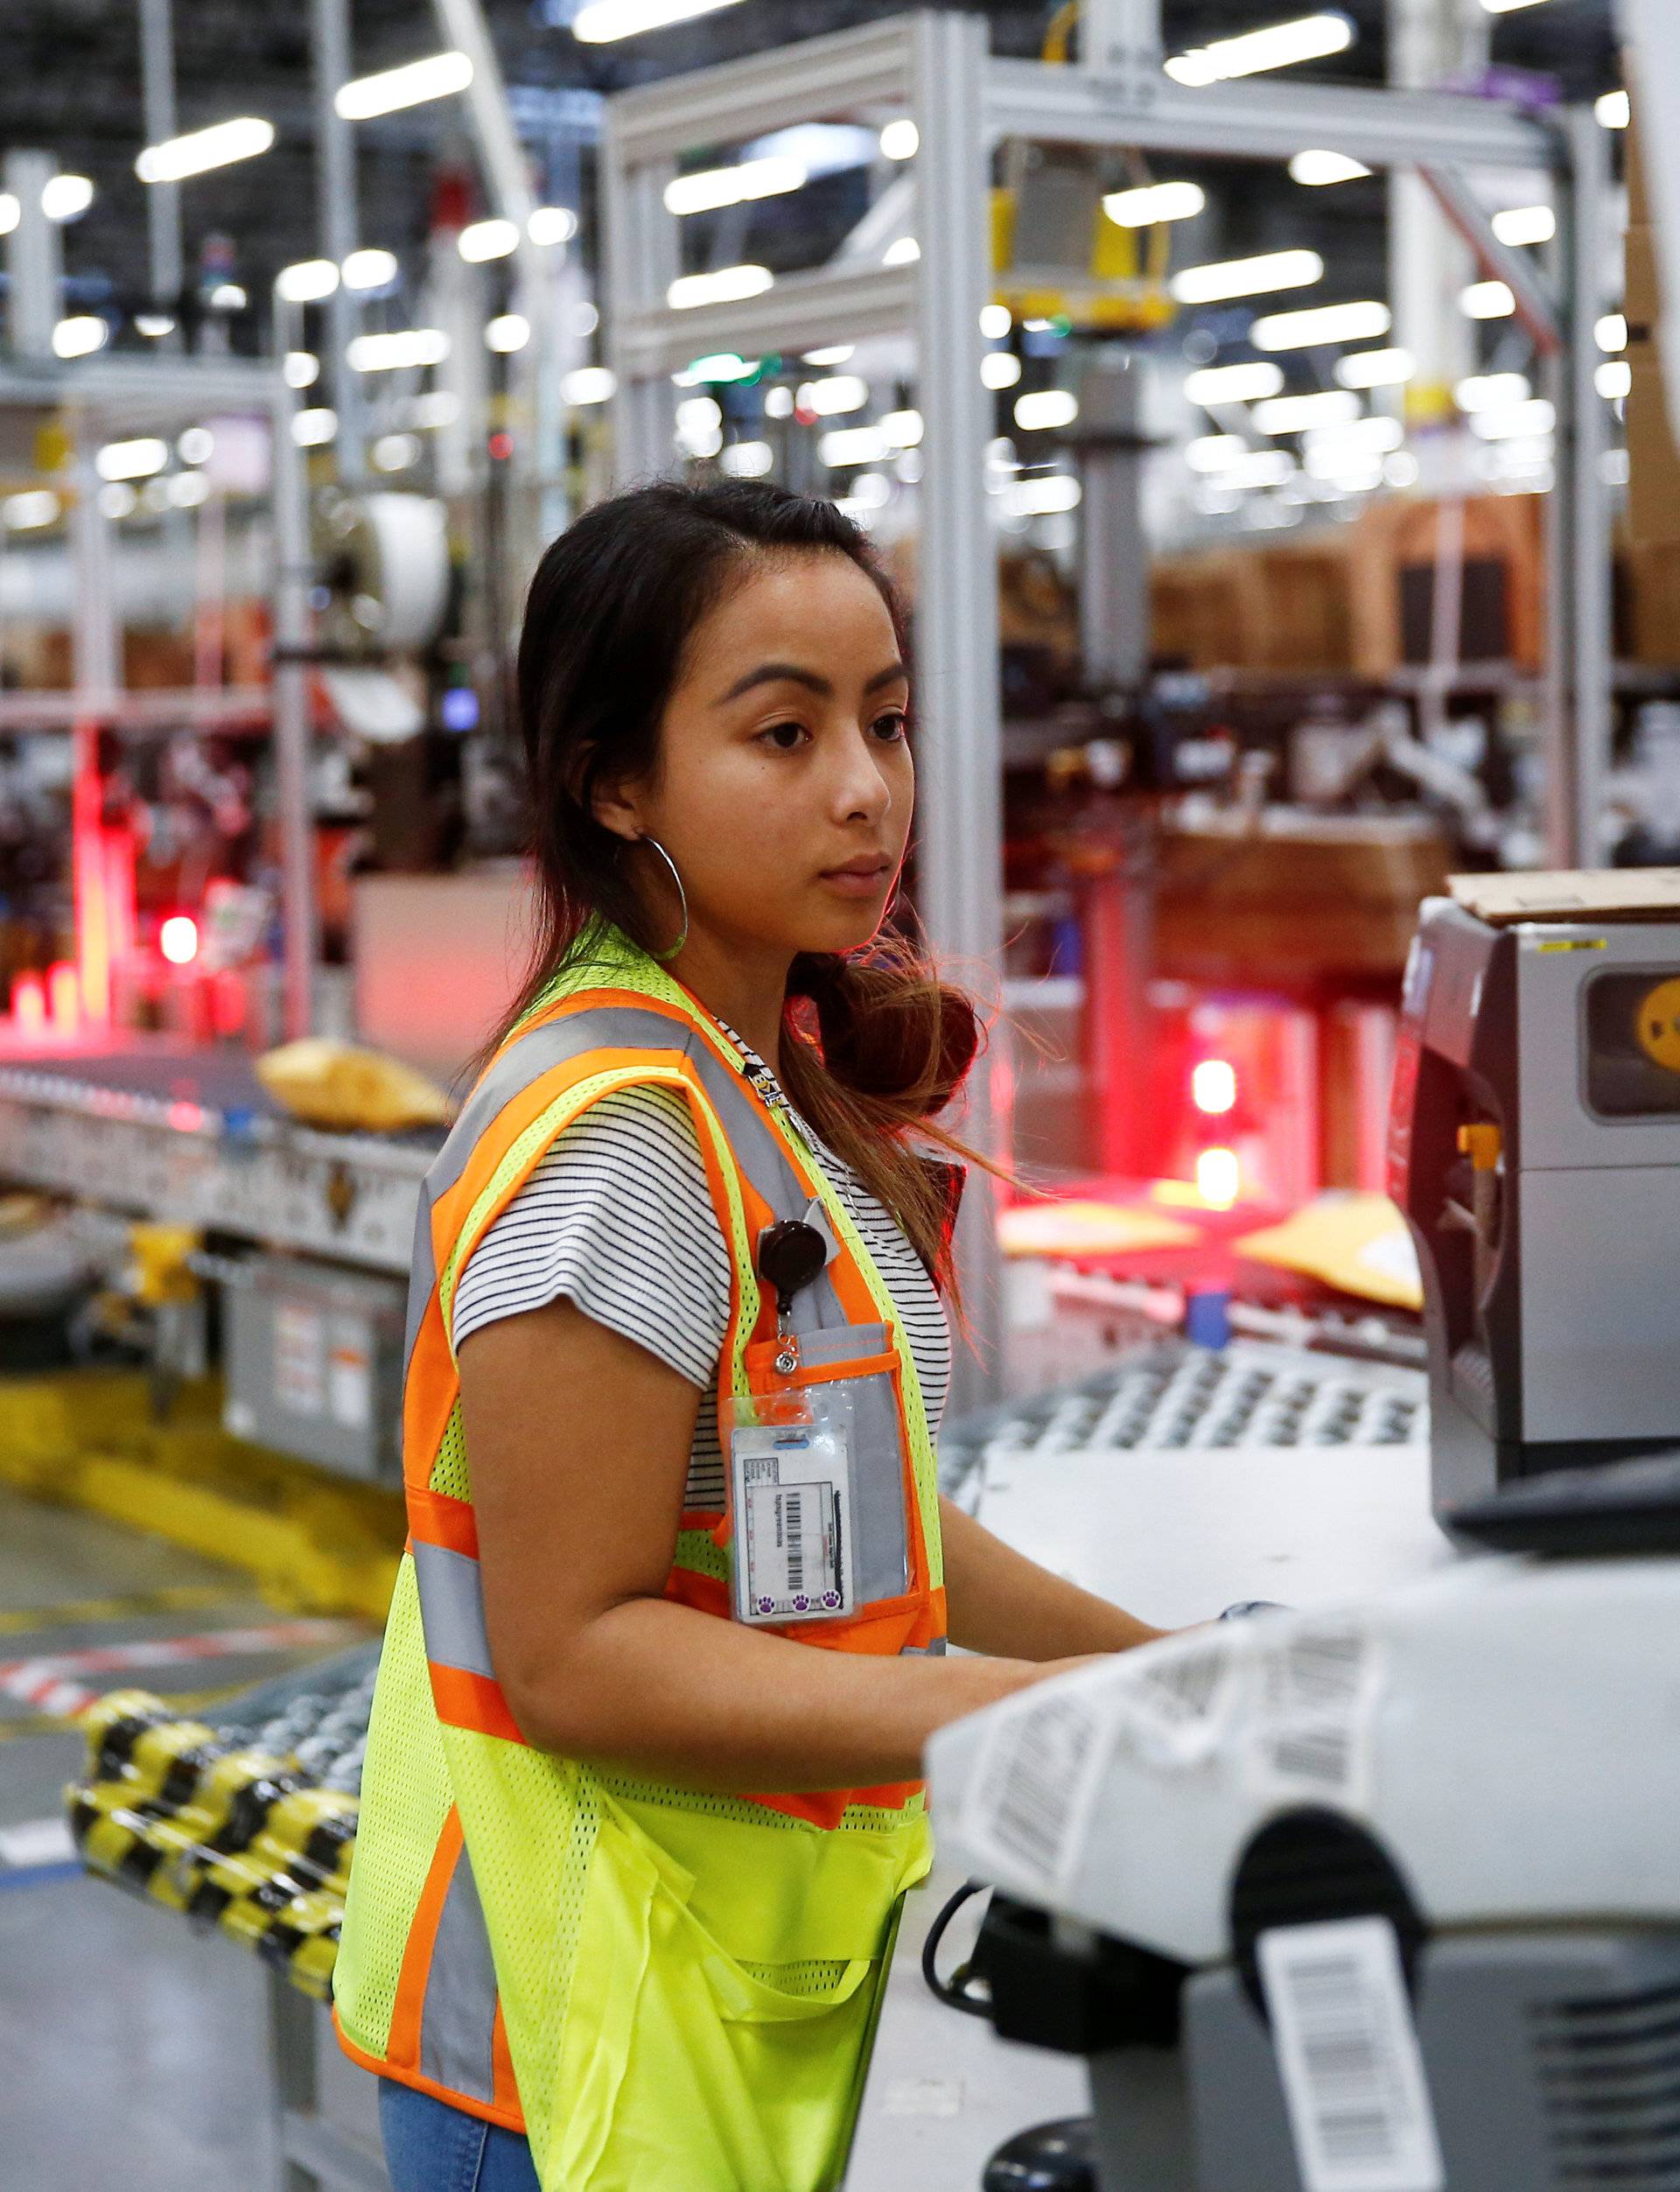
756, 1595, 776, 1615
792, 1593, 811, 1613
821, 1590, 841, 1610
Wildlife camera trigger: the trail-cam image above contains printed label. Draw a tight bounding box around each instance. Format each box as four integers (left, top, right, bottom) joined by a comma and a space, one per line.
1259, 1917, 1445, 2192
1245, 1619, 1382, 1810
273, 1301, 325, 1417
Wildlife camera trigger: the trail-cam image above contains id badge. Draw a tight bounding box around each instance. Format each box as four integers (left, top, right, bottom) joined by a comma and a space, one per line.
727, 1399, 857, 1626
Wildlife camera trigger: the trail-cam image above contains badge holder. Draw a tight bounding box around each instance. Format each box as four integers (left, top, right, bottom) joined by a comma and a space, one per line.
727, 1220, 859, 1627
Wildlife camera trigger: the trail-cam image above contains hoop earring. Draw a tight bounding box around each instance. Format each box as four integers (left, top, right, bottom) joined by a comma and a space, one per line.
639, 834, 690, 962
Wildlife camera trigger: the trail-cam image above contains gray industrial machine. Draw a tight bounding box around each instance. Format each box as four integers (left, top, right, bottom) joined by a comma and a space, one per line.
1390, 887, 1680, 1509
926, 1458, 1680, 2192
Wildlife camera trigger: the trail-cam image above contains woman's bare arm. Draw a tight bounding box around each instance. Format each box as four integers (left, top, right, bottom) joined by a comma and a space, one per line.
462, 1298, 1068, 1792
938, 1495, 1166, 1659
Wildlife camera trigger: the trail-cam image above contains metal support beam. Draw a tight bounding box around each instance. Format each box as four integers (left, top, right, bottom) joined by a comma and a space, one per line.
137, 0, 184, 326
1544, 106, 1614, 867
3, 152, 60, 360
270, 353, 322, 1041
310, 0, 366, 482
914, 11, 1004, 1406
1081, 0, 1162, 81
1420, 164, 1562, 355
1074, 354, 1151, 686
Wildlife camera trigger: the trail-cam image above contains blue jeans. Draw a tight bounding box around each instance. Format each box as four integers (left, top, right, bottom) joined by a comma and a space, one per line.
379, 2078, 540, 2192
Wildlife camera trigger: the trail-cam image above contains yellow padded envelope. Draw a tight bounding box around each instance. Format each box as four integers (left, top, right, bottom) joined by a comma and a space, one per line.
999, 1198, 1200, 1258
1236, 1192, 1422, 1310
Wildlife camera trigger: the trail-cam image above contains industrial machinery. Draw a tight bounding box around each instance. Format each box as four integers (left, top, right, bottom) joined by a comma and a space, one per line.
1390, 876, 1680, 1509
926, 1458, 1680, 2192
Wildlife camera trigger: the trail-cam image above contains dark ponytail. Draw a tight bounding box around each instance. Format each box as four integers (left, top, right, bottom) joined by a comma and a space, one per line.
488, 480, 986, 1292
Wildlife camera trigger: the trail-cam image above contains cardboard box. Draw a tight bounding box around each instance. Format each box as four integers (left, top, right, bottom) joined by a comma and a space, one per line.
1626, 536, 1680, 665
1349, 494, 1544, 675
1627, 355, 1680, 550
1451, 867, 1680, 925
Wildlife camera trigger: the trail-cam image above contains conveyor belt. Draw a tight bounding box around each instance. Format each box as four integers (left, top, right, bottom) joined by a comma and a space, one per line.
0, 1042, 443, 1275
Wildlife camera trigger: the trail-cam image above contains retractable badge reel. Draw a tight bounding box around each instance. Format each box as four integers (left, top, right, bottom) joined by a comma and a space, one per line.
727, 1219, 858, 1627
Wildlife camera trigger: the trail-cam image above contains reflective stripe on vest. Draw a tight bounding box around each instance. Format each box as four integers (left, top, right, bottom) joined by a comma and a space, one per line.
404, 991, 946, 1770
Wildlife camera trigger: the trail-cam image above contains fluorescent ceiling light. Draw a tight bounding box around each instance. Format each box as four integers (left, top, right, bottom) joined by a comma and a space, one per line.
1006, 474, 1082, 517
802, 346, 854, 367
97, 483, 137, 520
178, 427, 214, 466
4, 491, 60, 530
668, 264, 773, 310
1481, 0, 1551, 11
721, 441, 774, 478
1456, 371, 1530, 412
1186, 433, 1250, 472
347, 328, 450, 371
1597, 359, 1632, 400
883, 236, 920, 266
486, 313, 530, 353
980, 304, 1012, 340
1461, 279, 1516, 319
335, 51, 472, 121
404, 391, 461, 429
665, 156, 806, 218
277, 258, 340, 303
797, 375, 868, 416
96, 437, 169, 482
1253, 389, 1361, 435
135, 313, 175, 339
528, 206, 578, 247
1304, 415, 1404, 463
574, 0, 745, 42
765, 387, 794, 418
981, 351, 1023, 389
0, 195, 18, 235
1184, 361, 1284, 405
879, 120, 919, 161
1491, 204, 1554, 247
562, 367, 617, 405
1470, 398, 1556, 440
292, 408, 339, 446
1252, 298, 1390, 350
819, 425, 887, 468
342, 248, 398, 291
880, 409, 923, 448
284, 351, 319, 388
168, 470, 211, 508
1596, 91, 1629, 131
1171, 249, 1322, 304
372, 432, 422, 473
1289, 149, 1369, 186
1166, 13, 1354, 87
209, 282, 247, 312
1336, 346, 1415, 389
1596, 313, 1628, 354
42, 173, 94, 221
52, 315, 108, 359
136, 116, 274, 184
1102, 180, 1205, 228
1013, 389, 1079, 431
459, 218, 520, 263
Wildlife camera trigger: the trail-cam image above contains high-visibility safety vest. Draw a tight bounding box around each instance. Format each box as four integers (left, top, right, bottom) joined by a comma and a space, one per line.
333, 926, 948, 2192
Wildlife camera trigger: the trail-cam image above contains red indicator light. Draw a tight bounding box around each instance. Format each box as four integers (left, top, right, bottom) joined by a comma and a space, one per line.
1192, 1058, 1237, 1115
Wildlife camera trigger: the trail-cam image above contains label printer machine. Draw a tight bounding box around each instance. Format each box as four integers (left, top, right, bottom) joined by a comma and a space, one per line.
1390, 881, 1680, 1508
921, 879, 1680, 2192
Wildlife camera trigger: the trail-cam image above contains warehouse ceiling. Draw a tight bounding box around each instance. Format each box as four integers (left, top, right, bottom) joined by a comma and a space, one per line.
0, 0, 1623, 348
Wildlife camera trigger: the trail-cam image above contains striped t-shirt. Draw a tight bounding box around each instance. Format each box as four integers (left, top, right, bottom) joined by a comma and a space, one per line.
452, 1033, 951, 1512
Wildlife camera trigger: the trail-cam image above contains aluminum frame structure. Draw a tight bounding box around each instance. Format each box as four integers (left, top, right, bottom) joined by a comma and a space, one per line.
602, 11, 1612, 1400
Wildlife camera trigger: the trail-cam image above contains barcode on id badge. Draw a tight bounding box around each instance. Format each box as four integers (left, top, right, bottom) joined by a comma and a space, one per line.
973, 1691, 1102, 1888
1258, 1917, 1445, 2192
784, 1487, 806, 1595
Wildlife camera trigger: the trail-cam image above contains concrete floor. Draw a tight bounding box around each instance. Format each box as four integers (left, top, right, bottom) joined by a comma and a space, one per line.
0, 1481, 1084, 2192
0, 1483, 385, 2191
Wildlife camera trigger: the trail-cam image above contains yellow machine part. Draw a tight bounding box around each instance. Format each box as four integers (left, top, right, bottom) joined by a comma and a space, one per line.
1634, 976, 1680, 1072
0, 1369, 403, 1619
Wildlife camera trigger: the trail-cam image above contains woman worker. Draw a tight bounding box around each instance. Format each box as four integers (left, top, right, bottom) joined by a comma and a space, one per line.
335, 481, 1166, 2192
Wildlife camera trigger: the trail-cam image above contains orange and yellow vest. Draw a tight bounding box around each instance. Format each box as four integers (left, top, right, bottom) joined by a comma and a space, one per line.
333, 928, 948, 2191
